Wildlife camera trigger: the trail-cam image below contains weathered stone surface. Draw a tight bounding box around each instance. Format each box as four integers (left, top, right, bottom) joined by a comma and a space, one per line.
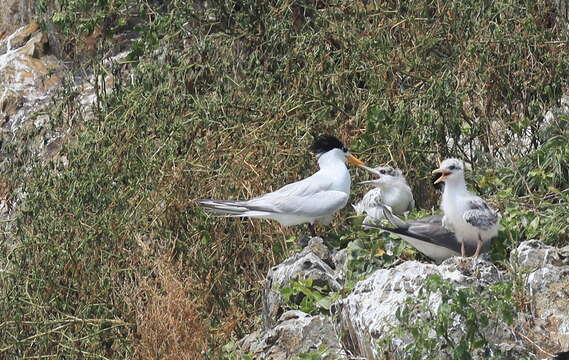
239, 238, 569, 360
238, 310, 347, 360
0, 0, 35, 35
332, 248, 348, 280
0, 23, 131, 166
0, 23, 65, 168
335, 258, 510, 359
0, 21, 39, 54
76, 50, 130, 121
0, 23, 63, 107
263, 237, 341, 329
511, 240, 569, 354
0, 89, 24, 117
511, 239, 569, 270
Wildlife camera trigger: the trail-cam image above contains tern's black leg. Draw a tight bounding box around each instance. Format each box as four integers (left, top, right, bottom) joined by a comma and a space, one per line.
308, 223, 317, 237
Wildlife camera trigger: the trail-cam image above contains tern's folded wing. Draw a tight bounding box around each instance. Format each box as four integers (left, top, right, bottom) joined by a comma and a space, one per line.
372, 205, 483, 261
406, 222, 462, 253
463, 198, 500, 231
263, 171, 338, 199
246, 190, 349, 217
369, 224, 460, 262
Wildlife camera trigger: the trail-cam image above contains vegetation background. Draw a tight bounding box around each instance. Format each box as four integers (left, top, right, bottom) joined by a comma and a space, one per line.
0, 0, 568, 358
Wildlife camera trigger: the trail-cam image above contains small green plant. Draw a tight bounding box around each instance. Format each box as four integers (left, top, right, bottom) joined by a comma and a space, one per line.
295, 344, 332, 360
378, 275, 516, 359
221, 340, 253, 360
279, 279, 341, 315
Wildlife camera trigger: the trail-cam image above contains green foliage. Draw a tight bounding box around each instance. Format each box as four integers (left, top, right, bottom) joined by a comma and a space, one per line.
378, 275, 517, 359
501, 119, 569, 196
476, 160, 569, 262
222, 340, 253, 360
340, 227, 418, 285
279, 279, 340, 315
295, 344, 333, 360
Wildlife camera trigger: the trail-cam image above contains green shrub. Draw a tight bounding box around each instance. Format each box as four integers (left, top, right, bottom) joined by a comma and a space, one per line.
378, 275, 518, 359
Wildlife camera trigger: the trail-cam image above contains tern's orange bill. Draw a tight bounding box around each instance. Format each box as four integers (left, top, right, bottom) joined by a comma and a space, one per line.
432, 168, 451, 184
347, 155, 365, 167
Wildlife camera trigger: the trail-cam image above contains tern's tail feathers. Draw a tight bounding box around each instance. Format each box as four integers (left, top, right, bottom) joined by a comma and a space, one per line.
197, 199, 268, 217
364, 224, 460, 263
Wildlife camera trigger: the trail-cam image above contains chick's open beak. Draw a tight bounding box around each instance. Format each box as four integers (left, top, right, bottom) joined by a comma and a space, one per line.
432, 168, 451, 184
347, 154, 365, 167
360, 165, 380, 176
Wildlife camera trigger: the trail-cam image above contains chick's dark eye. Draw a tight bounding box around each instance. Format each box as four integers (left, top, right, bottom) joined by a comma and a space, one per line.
380, 170, 386, 174
448, 165, 457, 171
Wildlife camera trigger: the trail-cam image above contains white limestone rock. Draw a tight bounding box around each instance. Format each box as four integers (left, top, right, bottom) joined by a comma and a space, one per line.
262, 237, 341, 329
511, 240, 569, 353
335, 257, 514, 359
238, 310, 347, 360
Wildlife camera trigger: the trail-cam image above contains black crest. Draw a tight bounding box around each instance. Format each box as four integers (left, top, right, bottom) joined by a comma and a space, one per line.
310, 135, 347, 154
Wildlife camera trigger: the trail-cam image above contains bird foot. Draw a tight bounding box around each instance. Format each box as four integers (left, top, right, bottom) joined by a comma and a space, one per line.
298, 234, 336, 248
456, 257, 471, 271
454, 255, 483, 273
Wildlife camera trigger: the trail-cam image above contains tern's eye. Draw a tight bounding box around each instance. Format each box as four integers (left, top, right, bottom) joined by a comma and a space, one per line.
379, 169, 386, 174
448, 165, 457, 171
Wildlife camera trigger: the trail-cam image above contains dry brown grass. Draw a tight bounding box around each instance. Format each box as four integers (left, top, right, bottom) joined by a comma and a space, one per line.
131, 256, 209, 359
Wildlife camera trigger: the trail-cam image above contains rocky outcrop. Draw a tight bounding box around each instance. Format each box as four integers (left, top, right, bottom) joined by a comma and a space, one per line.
238, 239, 569, 359
0, 22, 63, 146
336, 257, 519, 359
511, 240, 569, 355
239, 310, 347, 360
0, 22, 133, 159
0, 0, 34, 35
263, 238, 342, 329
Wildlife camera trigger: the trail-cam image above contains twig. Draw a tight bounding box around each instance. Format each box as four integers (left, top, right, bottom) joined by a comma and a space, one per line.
514, 329, 555, 358
0, 323, 71, 353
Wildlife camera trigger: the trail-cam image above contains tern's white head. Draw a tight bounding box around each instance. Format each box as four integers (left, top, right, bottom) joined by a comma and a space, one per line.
311, 135, 365, 167
432, 158, 465, 185
359, 165, 407, 188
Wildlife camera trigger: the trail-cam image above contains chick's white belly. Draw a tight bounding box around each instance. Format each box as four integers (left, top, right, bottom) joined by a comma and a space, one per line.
446, 214, 496, 244
382, 189, 412, 215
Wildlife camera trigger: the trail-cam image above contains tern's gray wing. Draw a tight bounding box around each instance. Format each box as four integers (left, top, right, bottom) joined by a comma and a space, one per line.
368, 222, 462, 262
246, 191, 349, 217
463, 198, 500, 231
368, 204, 480, 262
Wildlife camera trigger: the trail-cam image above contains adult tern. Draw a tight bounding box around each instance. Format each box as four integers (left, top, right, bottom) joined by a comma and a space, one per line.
198, 135, 365, 236
353, 165, 414, 226
432, 158, 500, 257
